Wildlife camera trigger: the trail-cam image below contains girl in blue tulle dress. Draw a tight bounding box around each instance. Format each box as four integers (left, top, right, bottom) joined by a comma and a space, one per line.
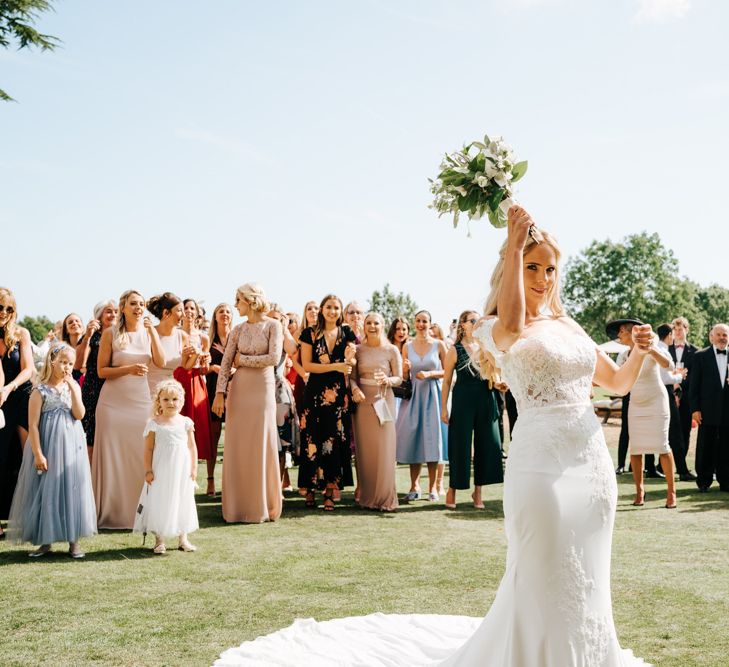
8, 343, 97, 558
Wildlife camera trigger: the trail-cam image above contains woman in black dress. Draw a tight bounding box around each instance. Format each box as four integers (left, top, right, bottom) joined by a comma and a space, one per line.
205, 303, 232, 496
0, 287, 35, 535
76, 300, 118, 464
298, 294, 356, 511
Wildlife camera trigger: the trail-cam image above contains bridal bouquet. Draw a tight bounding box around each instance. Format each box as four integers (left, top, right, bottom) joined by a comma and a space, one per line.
429, 135, 527, 230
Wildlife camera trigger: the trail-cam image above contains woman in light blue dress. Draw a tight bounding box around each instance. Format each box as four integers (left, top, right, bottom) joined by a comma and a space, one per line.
8, 343, 97, 558
395, 310, 448, 501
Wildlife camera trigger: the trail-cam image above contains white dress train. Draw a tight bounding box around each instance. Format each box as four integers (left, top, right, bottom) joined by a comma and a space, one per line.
214, 320, 651, 667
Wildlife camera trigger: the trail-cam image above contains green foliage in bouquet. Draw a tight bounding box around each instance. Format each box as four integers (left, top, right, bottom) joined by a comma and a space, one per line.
429, 134, 527, 230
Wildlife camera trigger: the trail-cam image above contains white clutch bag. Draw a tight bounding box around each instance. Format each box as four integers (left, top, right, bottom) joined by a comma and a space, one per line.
372, 397, 393, 425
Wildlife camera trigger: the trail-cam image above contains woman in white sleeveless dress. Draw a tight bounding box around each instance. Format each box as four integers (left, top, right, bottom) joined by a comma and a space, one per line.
216, 208, 655, 667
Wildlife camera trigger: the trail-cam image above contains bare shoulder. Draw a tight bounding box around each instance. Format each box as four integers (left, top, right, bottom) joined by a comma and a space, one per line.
555, 316, 591, 339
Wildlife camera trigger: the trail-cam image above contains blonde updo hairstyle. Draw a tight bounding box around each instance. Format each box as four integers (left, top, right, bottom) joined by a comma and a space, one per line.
236, 283, 269, 314
39, 342, 75, 384
479, 229, 565, 384
151, 378, 186, 416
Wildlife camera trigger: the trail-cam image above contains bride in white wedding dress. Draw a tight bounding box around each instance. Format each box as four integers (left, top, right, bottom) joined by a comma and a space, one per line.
215, 207, 653, 667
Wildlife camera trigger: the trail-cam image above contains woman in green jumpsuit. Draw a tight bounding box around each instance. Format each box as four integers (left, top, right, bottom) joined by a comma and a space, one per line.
441, 310, 503, 508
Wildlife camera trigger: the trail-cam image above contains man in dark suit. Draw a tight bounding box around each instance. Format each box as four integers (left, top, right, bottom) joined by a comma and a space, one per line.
689, 323, 729, 491
668, 316, 698, 481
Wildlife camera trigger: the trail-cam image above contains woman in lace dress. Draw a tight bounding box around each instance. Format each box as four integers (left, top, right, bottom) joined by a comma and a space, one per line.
216, 207, 655, 667
212, 284, 283, 524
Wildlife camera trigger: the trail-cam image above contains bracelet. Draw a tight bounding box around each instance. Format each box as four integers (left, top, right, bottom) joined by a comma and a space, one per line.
145, 470, 153, 475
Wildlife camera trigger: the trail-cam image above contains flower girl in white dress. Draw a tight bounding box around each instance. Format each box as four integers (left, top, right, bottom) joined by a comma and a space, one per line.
134, 379, 199, 554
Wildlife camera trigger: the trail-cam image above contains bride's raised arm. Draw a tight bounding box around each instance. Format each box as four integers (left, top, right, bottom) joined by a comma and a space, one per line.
490, 206, 541, 352
593, 325, 654, 394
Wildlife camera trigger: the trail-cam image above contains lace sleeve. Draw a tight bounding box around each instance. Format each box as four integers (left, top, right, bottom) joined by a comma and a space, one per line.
238, 320, 284, 368
216, 325, 242, 394
473, 318, 504, 366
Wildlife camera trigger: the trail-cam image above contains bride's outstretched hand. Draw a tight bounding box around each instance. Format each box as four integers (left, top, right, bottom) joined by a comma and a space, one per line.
631, 324, 654, 354
507, 205, 542, 248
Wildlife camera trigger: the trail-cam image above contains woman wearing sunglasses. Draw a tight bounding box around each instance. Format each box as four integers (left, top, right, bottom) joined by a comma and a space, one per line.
441, 310, 503, 509
0, 287, 35, 536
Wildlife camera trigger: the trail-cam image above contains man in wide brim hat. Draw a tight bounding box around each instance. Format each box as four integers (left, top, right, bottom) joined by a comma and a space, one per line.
605, 318, 644, 340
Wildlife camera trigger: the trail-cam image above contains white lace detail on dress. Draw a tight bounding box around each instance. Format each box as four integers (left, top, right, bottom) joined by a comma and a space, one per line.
549, 535, 611, 667
473, 320, 596, 410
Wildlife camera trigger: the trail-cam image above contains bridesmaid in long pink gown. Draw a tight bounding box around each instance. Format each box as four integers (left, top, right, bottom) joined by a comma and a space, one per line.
212, 283, 283, 524
92, 290, 165, 529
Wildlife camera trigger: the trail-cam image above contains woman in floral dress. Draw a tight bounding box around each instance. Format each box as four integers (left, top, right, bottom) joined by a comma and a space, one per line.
298, 295, 356, 511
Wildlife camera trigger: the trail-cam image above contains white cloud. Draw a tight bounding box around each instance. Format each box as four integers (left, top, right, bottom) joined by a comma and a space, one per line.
633, 0, 691, 24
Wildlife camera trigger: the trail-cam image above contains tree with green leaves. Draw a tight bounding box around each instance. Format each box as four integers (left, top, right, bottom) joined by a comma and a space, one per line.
695, 284, 729, 344
18, 314, 54, 343
1, 0, 59, 101
368, 284, 418, 328
562, 232, 708, 342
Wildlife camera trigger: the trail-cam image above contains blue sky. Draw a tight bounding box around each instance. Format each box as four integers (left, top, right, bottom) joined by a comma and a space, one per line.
2, 0, 727, 331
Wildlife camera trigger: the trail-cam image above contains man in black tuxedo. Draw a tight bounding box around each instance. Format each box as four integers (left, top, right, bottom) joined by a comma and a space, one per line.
668, 317, 698, 481
689, 323, 729, 491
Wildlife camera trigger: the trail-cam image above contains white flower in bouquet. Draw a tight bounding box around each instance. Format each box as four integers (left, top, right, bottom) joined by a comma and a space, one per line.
429, 134, 527, 230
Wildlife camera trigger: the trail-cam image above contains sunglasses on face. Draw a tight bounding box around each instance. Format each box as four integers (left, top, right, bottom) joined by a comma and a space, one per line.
0, 305, 15, 314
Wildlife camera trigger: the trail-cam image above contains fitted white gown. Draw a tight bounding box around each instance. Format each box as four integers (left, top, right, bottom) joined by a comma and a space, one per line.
215, 320, 650, 667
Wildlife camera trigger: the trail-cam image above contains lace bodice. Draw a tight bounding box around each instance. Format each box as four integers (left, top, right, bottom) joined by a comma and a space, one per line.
474, 319, 597, 411
37, 383, 73, 412
216, 319, 283, 394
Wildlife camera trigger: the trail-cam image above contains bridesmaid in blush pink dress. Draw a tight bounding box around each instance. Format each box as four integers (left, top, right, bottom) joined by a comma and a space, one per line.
212, 284, 283, 524
350, 313, 402, 512
92, 290, 166, 529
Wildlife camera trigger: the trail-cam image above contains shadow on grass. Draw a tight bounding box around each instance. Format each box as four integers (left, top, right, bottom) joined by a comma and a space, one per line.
0, 545, 156, 565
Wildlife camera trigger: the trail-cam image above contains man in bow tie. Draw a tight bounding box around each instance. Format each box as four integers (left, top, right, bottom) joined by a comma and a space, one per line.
689, 323, 729, 492
668, 317, 698, 480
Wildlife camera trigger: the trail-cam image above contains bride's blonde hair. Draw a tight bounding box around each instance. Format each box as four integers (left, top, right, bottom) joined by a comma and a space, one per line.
479, 229, 565, 383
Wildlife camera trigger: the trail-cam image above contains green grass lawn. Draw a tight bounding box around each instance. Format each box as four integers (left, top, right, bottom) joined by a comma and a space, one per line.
2, 423, 728, 667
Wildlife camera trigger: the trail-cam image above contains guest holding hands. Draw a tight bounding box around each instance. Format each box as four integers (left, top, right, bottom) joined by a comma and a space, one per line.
298, 294, 357, 511
212, 284, 283, 523
351, 313, 402, 512
92, 290, 166, 529
396, 310, 447, 501
609, 319, 677, 508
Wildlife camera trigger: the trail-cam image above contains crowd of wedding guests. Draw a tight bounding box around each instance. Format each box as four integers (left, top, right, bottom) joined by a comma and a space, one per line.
0, 283, 727, 556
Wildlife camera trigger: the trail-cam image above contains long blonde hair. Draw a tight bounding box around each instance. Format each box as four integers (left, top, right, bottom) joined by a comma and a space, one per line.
479, 230, 564, 383
0, 287, 20, 351
114, 290, 144, 350
39, 342, 74, 384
